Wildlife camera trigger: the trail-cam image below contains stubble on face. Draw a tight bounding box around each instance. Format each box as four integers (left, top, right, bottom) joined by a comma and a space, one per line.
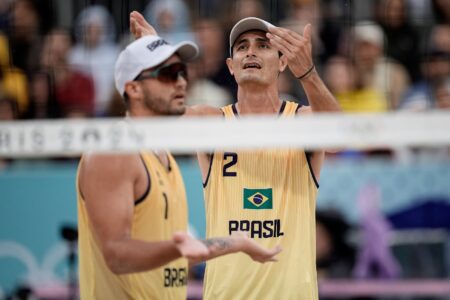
142, 85, 186, 116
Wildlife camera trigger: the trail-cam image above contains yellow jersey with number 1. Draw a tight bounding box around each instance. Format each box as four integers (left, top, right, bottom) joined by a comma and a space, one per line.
77, 152, 188, 300
203, 101, 319, 300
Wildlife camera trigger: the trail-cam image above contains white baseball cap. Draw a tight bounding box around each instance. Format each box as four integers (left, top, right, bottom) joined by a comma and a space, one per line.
114, 35, 199, 96
229, 17, 274, 55
353, 22, 384, 47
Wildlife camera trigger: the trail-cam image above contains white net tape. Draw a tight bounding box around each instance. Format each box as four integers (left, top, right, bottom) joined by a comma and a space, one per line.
1, 112, 450, 157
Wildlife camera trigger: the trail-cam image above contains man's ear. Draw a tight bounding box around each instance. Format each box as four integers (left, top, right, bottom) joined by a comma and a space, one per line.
226, 57, 234, 76
279, 55, 288, 73
124, 81, 142, 100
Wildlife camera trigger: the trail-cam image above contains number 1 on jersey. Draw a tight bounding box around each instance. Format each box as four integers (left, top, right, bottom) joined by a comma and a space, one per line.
163, 192, 168, 219
223, 152, 238, 177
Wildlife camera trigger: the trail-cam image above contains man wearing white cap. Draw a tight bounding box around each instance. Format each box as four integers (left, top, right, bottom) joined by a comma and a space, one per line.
131, 12, 340, 299
76, 32, 281, 299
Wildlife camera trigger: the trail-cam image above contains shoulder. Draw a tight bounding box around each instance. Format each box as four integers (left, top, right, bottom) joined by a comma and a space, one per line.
186, 105, 223, 116
79, 152, 142, 182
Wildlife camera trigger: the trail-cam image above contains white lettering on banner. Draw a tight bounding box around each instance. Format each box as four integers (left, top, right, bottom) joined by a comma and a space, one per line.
0, 113, 449, 157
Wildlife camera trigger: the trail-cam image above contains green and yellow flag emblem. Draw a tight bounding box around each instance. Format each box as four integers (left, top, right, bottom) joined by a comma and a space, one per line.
243, 188, 273, 209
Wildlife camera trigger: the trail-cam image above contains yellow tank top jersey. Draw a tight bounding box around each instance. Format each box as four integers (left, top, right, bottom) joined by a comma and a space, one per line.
77, 152, 188, 300
203, 101, 319, 300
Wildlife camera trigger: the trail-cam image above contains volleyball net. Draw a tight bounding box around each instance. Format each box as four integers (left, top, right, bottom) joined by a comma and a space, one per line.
1, 113, 450, 299
1, 112, 450, 157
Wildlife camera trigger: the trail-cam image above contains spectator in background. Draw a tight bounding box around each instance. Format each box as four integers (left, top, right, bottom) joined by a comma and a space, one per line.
407, 0, 433, 27
0, 90, 18, 120
434, 80, 450, 109
376, 0, 421, 82
432, 0, 450, 25
399, 49, 450, 111
352, 22, 410, 109
186, 18, 233, 107
430, 25, 450, 55
187, 60, 232, 108
232, 0, 266, 21
0, 33, 28, 117
25, 70, 61, 119
70, 5, 119, 117
8, 0, 53, 76
144, 0, 196, 44
317, 0, 347, 64
324, 56, 388, 112
0, 0, 11, 32
40, 29, 94, 118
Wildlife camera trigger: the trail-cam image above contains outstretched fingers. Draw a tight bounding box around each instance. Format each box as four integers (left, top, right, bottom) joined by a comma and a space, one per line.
267, 31, 295, 59
269, 26, 307, 46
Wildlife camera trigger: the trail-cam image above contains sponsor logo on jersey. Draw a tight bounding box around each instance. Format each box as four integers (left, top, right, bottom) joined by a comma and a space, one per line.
243, 188, 273, 209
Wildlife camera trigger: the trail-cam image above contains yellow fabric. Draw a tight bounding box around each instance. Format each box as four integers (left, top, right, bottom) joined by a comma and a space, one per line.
203, 101, 319, 300
0, 34, 9, 67
77, 152, 188, 300
0, 33, 28, 114
1, 68, 29, 113
337, 88, 388, 113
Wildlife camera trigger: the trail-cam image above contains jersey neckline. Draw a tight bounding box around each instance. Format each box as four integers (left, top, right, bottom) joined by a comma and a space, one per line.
231, 101, 286, 117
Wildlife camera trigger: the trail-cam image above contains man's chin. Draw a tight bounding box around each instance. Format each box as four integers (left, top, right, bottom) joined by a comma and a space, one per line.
169, 106, 186, 116
239, 75, 265, 85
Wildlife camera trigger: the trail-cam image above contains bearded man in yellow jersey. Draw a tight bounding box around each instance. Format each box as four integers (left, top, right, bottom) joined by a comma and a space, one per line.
77, 30, 281, 300
130, 11, 341, 299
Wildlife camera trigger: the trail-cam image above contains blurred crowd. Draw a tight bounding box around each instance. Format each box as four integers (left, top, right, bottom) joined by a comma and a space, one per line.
0, 0, 448, 122
0, 2, 449, 297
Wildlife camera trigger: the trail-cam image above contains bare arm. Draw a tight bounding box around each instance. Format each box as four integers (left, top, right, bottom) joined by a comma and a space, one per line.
268, 24, 340, 176
174, 232, 282, 266
268, 25, 341, 113
79, 153, 208, 274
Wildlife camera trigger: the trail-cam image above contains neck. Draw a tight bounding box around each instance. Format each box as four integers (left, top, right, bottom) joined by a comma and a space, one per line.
236, 83, 281, 114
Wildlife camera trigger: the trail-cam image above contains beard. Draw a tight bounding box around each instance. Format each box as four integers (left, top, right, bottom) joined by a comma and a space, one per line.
142, 89, 186, 116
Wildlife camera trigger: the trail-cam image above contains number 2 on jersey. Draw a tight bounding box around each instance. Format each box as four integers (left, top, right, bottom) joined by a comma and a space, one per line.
223, 152, 238, 177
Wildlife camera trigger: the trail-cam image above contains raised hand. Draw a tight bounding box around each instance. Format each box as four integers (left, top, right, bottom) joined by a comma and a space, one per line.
172, 232, 210, 261
267, 24, 315, 80
130, 11, 157, 39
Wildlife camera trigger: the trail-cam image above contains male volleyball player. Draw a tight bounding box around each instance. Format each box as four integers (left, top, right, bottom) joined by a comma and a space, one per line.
131, 12, 341, 299
76, 33, 281, 299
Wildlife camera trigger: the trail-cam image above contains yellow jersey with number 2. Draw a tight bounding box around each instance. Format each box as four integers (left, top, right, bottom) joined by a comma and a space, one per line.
203, 101, 319, 300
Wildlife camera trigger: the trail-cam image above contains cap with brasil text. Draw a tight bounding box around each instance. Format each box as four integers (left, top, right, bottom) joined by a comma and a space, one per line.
229, 17, 275, 55
114, 35, 199, 96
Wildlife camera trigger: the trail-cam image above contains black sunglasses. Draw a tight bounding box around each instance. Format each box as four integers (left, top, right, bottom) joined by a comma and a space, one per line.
135, 62, 188, 83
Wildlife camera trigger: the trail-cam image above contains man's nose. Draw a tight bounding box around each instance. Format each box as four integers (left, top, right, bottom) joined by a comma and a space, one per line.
175, 73, 187, 88
246, 44, 257, 57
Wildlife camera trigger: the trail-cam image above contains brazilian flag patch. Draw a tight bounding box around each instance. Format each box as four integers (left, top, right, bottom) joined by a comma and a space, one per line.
243, 188, 273, 209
